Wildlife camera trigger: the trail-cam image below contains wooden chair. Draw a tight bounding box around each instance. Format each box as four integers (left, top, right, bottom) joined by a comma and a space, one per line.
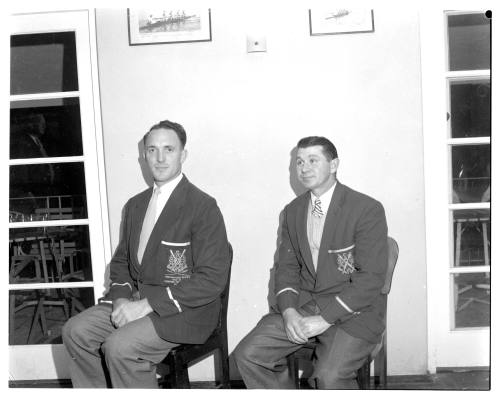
35, 206, 74, 221
158, 243, 233, 389
286, 237, 399, 389
9, 238, 72, 344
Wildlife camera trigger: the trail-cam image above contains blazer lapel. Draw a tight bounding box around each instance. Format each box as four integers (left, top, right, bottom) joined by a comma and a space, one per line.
140, 177, 188, 268
130, 190, 152, 271
296, 192, 315, 276
316, 182, 346, 276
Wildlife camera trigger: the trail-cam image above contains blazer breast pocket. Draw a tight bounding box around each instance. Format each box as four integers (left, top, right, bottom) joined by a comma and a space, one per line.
160, 241, 193, 285
328, 244, 356, 275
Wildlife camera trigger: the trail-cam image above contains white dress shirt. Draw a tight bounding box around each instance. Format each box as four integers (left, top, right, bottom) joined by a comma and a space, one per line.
153, 173, 184, 222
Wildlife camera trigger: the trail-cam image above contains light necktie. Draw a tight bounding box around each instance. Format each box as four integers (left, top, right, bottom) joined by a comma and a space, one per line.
32, 136, 48, 157
312, 197, 323, 218
32, 135, 55, 181
137, 187, 161, 263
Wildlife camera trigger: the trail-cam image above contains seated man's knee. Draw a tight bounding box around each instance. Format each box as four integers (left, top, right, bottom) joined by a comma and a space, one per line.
102, 332, 130, 362
62, 314, 85, 346
234, 337, 260, 367
233, 340, 250, 364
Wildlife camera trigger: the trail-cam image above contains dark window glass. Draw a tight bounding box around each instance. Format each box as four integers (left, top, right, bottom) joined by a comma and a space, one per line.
10, 162, 88, 220
11, 32, 79, 95
453, 272, 490, 328
450, 80, 490, 138
9, 287, 94, 345
447, 13, 491, 71
9, 225, 93, 285
452, 209, 490, 267
10, 99, 83, 159
451, 145, 490, 203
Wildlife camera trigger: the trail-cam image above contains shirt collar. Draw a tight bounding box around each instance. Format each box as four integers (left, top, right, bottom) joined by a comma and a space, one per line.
154, 172, 183, 195
310, 181, 337, 215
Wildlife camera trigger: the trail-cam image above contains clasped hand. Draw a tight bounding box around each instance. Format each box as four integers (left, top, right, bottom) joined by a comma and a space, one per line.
111, 298, 153, 328
282, 308, 331, 344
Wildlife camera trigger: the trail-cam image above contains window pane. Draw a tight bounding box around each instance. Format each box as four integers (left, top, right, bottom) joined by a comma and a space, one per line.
449, 80, 490, 138
453, 272, 490, 329
10, 99, 83, 159
10, 162, 88, 220
447, 13, 491, 71
9, 225, 93, 284
11, 32, 79, 95
452, 209, 490, 267
451, 144, 490, 203
9, 287, 94, 345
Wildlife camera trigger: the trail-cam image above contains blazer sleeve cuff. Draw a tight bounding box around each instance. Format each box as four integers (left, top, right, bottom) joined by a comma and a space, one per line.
317, 295, 358, 324
277, 290, 299, 313
108, 282, 133, 300
145, 285, 182, 317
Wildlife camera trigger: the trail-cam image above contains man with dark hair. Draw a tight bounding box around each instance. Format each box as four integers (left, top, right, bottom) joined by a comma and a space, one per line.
62, 119, 231, 388
234, 136, 388, 389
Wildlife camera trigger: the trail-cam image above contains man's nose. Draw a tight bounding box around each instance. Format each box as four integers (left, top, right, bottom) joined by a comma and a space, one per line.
157, 151, 166, 162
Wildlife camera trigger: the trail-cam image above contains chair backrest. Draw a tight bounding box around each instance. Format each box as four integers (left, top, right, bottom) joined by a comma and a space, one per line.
381, 237, 399, 295
218, 243, 233, 329
35, 207, 74, 220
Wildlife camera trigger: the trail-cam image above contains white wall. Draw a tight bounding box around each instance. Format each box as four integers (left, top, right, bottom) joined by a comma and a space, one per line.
95, 4, 427, 379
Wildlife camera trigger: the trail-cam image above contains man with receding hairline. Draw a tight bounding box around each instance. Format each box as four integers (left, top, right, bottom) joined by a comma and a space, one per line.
234, 136, 388, 389
62, 119, 230, 388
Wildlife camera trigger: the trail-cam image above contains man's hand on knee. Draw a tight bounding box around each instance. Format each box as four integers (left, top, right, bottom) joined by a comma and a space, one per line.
111, 298, 153, 327
298, 315, 332, 338
282, 308, 308, 344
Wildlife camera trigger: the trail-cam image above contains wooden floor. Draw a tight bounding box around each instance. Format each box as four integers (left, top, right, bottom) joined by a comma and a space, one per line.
10, 369, 490, 390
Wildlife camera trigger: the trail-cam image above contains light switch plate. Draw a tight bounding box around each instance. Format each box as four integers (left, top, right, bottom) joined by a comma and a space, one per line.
246, 35, 267, 53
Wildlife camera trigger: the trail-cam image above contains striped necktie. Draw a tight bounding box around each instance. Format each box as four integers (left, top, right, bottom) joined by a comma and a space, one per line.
312, 197, 323, 218
137, 187, 161, 263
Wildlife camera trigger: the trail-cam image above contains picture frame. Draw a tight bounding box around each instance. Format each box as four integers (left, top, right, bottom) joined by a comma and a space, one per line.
128, 8, 212, 45
309, 9, 374, 36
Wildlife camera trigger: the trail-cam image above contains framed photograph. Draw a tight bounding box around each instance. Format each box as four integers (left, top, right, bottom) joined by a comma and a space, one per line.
128, 8, 212, 45
309, 9, 374, 36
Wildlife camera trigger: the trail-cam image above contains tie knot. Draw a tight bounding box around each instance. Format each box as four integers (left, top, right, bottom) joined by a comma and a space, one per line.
312, 198, 323, 217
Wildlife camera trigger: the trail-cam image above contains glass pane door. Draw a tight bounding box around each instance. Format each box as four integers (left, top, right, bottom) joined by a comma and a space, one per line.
420, 9, 491, 372
9, 10, 109, 381
446, 12, 490, 332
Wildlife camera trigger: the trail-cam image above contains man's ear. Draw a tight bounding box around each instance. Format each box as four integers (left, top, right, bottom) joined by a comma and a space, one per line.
181, 149, 188, 164
330, 157, 340, 174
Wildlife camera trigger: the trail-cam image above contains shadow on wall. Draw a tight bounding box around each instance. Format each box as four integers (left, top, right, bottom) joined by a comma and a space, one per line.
138, 136, 155, 188
267, 146, 306, 309
229, 146, 307, 380
102, 137, 153, 297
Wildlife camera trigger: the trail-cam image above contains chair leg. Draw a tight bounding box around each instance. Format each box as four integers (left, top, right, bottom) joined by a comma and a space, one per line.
357, 360, 370, 389
218, 341, 230, 389
168, 353, 190, 388
28, 296, 48, 344
375, 348, 387, 389
286, 354, 300, 389
375, 337, 388, 389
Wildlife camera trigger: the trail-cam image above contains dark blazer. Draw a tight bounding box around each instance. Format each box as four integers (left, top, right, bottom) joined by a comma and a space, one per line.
106, 175, 230, 344
275, 181, 388, 343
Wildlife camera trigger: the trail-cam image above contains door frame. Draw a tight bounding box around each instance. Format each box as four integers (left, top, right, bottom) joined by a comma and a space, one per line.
420, 10, 491, 373
8, 9, 111, 380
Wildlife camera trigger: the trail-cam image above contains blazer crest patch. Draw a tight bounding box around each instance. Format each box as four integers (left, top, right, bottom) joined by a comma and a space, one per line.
167, 249, 188, 273
337, 250, 356, 275
164, 249, 191, 285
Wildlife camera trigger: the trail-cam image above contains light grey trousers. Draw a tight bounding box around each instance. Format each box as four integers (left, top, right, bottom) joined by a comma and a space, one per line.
62, 303, 178, 388
234, 305, 376, 389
